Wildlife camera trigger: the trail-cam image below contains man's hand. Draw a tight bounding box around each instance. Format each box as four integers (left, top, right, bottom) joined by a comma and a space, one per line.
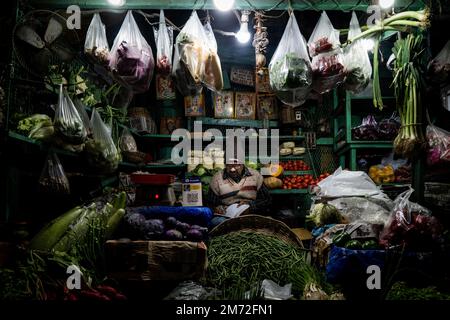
214, 206, 226, 215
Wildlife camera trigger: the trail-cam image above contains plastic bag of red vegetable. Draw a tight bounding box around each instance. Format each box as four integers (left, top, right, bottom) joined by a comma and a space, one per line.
352, 115, 379, 140
380, 188, 443, 251
427, 40, 450, 84
109, 11, 154, 93
153, 10, 173, 75
426, 124, 450, 165
308, 11, 340, 57
378, 113, 401, 140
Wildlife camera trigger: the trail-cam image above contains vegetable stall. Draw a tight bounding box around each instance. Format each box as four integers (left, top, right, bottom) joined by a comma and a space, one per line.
0, 0, 449, 305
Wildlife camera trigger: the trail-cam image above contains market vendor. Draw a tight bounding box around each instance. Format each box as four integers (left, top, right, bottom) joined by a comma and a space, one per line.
207, 157, 272, 228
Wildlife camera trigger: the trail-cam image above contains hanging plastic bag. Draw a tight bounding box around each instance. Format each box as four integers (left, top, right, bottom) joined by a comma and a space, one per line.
172, 11, 206, 96
85, 108, 120, 173
308, 12, 345, 94
351, 115, 379, 140
54, 84, 87, 144
84, 13, 110, 65
202, 21, 224, 92
153, 10, 173, 75
73, 98, 92, 137
427, 40, 450, 84
119, 127, 137, 153
268, 13, 313, 107
343, 12, 372, 94
38, 152, 70, 194
426, 124, 450, 165
109, 11, 155, 93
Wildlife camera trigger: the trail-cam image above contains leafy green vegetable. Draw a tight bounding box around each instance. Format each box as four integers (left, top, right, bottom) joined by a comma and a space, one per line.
270, 53, 312, 90
386, 282, 450, 300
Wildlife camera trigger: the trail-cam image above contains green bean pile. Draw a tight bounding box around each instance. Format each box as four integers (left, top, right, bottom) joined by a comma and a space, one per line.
206, 232, 326, 299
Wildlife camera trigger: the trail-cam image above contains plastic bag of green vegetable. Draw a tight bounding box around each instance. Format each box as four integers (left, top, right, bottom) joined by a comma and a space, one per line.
54, 84, 87, 144
85, 108, 120, 173
269, 13, 312, 107
343, 12, 372, 94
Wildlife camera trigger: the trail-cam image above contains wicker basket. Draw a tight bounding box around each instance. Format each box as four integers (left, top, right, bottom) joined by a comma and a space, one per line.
209, 215, 305, 249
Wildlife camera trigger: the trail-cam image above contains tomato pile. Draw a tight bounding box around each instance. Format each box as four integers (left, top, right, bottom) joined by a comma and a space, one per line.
282, 173, 331, 189
280, 160, 310, 171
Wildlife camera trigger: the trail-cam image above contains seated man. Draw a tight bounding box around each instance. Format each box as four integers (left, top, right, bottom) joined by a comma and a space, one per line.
207, 158, 272, 228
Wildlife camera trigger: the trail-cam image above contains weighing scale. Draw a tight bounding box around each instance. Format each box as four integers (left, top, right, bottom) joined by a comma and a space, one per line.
130, 173, 177, 206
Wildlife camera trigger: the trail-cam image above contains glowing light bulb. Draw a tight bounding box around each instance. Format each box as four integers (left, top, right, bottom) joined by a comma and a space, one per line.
236, 23, 250, 43
108, 0, 126, 6
379, 0, 395, 9
214, 0, 234, 11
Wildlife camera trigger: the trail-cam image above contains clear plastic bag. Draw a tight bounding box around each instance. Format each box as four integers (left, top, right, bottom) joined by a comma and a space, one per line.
426, 124, 450, 165
427, 40, 450, 84
268, 13, 312, 107
73, 98, 92, 137
85, 108, 120, 173
119, 127, 137, 153
308, 11, 341, 57
202, 21, 224, 92
378, 113, 400, 140
172, 11, 206, 96
309, 12, 345, 94
84, 13, 110, 65
38, 152, 70, 194
54, 84, 87, 145
109, 11, 155, 93
343, 12, 372, 94
351, 115, 379, 140
380, 188, 442, 250
153, 10, 173, 75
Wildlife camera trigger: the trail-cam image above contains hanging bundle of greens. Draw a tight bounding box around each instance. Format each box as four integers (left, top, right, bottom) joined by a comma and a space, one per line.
344, 9, 430, 110
392, 33, 427, 158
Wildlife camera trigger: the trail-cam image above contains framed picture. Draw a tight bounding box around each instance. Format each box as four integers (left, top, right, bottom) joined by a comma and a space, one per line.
257, 94, 278, 120
214, 91, 234, 119
184, 93, 205, 117
160, 117, 183, 134
155, 74, 176, 100
235, 92, 256, 120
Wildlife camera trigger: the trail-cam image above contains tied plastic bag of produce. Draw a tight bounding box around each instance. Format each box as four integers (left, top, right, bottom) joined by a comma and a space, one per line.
85, 108, 120, 173
308, 11, 341, 57
351, 115, 379, 140
378, 113, 400, 140
119, 127, 137, 153
427, 40, 450, 84
426, 124, 450, 165
379, 188, 442, 250
109, 11, 154, 93
39, 152, 70, 194
84, 13, 110, 65
172, 11, 206, 96
202, 21, 224, 92
54, 84, 87, 145
343, 12, 372, 94
153, 10, 173, 75
308, 12, 345, 94
73, 98, 92, 137
268, 13, 312, 107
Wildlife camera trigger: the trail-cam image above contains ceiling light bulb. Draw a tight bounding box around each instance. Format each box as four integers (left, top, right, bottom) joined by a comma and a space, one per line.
379, 0, 395, 9
108, 0, 126, 6
236, 22, 251, 43
214, 0, 235, 11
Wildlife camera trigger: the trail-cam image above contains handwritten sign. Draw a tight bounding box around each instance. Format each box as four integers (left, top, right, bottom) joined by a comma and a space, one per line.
230, 67, 255, 87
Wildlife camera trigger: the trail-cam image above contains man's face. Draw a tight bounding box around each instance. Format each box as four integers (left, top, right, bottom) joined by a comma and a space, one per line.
226, 163, 244, 180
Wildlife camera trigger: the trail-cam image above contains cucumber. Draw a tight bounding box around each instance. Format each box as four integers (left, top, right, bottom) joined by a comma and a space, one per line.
29, 206, 84, 251
105, 209, 125, 240
111, 192, 126, 211
52, 204, 96, 253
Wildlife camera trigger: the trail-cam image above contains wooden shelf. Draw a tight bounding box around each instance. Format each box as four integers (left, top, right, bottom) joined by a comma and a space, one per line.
283, 171, 313, 176
269, 189, 309, 194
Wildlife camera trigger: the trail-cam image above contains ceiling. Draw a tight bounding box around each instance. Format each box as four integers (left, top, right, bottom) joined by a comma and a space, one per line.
29, 0, 427, 11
